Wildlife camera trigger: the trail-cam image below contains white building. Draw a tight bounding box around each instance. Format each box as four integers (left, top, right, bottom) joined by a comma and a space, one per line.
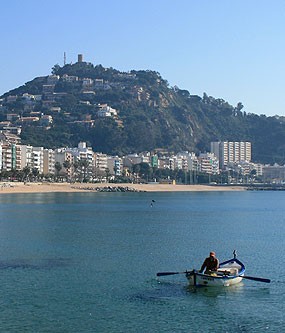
32, 147, 44, 174
82, 78, 93, 87
198, 152, 220, 174
1, 144, 13, 170
211, 141, 251, 169
77, 142, 94, 165
62, 74, 79, 82
97, 104, 117, 118
20, 145, 33, 169
177, 152, 198, 171
254, 163, 263, 177
57, 142, 94, 179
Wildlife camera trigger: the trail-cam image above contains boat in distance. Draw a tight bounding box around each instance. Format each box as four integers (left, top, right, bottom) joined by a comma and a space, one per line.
186, 257, 245, 287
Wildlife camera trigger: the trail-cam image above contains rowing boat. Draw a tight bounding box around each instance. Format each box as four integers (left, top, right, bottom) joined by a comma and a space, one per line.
186, 256, 245, 287
156, 250, 270, 285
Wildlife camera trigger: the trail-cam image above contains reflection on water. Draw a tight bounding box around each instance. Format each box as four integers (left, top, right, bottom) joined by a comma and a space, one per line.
132, 279, 247, 304
130, 279, 187, 304
186, 282, 245, 297
0, 257, 72, 270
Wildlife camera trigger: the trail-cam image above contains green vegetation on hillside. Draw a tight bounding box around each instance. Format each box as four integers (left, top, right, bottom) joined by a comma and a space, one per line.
1, 62, 285, 164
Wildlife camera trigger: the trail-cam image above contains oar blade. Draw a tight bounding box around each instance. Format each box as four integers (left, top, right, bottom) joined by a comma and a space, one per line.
156, 271, 180, 277
242, 275, 271, 283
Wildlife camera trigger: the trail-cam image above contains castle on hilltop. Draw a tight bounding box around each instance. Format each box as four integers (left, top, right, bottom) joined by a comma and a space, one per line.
63, 52, 91, 66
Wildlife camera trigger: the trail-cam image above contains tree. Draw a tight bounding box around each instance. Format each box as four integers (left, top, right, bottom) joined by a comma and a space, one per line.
51, 64, 61, 74
31, 168, 40, 181
132, 164, 140, 174
105, 168, 111, 182
62, 160, 72, 180
63, 160, 71, 169
78, 159, 90, 182
54, 162, 62, 181
236, 102, 244, 112
138, 162, 151, 179
113, 164, 119, 176
72, 160, 80, 181
22, 166, 31, 182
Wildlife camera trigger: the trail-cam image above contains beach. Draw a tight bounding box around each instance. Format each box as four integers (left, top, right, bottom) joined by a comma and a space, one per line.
0, 182, 246, 193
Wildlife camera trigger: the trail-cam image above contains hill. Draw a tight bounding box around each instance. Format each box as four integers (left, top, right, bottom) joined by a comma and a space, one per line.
1, 60, 285, 164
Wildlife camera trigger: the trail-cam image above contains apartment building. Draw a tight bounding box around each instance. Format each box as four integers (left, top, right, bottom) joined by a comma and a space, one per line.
1, 143, 15, 170
43, 149, 55, 175
54, 149, 74, 178
94, 152, 108, 171
177, 152, 198, 171
54, 143, 94, 179
15, 145, 22, 170
262, 164, 285, 183
0, 143, 54, 174
32, 147, 44, 174
150, 155, 158, 168
107, 156, 122, 176
20, 145, 33, 169
91, 152, 107, 180
0, 136, 256, 181
198, 153, 220, 174
211, 141, 251, 169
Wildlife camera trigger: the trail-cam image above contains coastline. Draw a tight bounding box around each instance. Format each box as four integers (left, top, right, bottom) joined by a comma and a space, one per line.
0, 182, 246, 194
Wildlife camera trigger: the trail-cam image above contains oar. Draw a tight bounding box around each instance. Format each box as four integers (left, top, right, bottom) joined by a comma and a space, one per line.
157, 271, 192, 277
242, 275, 271, 283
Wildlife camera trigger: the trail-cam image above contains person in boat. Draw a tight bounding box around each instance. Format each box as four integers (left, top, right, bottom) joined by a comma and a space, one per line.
199, 251, 219, 274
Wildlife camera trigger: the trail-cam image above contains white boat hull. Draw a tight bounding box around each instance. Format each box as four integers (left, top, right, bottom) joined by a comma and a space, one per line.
186, 257, 245, 287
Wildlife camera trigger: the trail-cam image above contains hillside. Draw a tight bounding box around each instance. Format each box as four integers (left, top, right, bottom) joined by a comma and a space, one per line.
1, 61, 285, 164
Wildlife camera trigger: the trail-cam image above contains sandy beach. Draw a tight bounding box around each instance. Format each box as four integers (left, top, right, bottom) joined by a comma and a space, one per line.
0, 182, 246, 194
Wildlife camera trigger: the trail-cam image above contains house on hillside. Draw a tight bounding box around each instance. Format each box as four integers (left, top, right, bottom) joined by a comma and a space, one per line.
97, 104, 117, 118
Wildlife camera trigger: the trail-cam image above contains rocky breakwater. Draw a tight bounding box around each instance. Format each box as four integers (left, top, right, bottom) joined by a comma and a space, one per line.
71, 185, 146, 192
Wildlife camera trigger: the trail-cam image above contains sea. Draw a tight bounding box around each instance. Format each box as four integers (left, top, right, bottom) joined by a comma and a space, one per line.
0, 190, 284, 333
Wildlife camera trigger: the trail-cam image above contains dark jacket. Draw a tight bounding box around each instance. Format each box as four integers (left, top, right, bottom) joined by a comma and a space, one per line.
200, 256, 219, 273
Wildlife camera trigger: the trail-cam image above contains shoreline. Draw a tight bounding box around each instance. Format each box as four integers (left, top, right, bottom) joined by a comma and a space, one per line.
0, 182, 246, 194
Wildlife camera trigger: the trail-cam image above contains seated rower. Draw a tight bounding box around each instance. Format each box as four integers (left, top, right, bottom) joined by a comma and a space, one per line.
199, 251, 219, 275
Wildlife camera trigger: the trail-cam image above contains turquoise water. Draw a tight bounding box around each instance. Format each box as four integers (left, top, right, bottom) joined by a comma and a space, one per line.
0, 191, 284, 332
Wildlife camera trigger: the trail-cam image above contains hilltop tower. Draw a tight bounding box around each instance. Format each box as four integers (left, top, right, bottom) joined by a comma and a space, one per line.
78, 54, 83, 63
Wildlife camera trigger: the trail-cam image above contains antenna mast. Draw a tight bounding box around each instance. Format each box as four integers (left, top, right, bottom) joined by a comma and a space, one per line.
64, 52, 66, 65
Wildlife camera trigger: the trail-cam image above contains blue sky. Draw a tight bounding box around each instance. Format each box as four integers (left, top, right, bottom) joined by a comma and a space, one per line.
1, 0, 285, 116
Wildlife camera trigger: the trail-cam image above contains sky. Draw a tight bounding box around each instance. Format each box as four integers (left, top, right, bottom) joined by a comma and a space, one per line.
1, 0, 285, 116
